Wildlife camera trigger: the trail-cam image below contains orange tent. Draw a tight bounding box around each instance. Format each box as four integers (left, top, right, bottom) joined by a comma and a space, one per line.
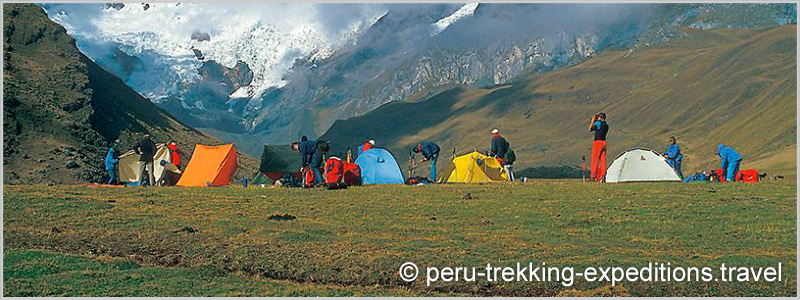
177, 144, 238, 187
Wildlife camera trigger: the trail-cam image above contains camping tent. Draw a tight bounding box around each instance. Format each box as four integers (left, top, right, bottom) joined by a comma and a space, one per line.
117, 143, 171, 183
176, 144, 239, 187
258, 144, 301, 181
251, 172, 273, 186
440, 151, 509, 183
354, 148, 404, 184
605, 148, 682, 183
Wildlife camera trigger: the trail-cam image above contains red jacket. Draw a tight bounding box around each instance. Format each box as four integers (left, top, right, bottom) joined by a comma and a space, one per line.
167, 143, 181, 166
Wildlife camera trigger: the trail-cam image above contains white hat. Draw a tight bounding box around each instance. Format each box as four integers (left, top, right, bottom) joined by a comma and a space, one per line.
491, 128, 499, 134
368, 139, 375, 145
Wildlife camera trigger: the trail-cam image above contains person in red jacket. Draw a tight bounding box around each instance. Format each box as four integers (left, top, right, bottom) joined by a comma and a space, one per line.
167, 141, 182, 168
362, 139, 375, 152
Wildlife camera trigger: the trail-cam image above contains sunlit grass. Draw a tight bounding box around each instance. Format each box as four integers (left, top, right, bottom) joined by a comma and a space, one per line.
3, 181, 796, 296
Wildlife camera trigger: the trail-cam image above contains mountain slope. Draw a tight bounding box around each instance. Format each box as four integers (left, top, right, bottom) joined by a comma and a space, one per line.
248, 3, 797, 147
320, 26, 797, 177
3, 4, 257, 184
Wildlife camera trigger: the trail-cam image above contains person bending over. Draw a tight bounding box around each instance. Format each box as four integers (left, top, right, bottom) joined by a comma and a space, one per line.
714, 144, 742, 182
413, 141, 440, 182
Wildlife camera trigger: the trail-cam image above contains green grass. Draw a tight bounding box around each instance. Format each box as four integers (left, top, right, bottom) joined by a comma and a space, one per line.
3, 249, 424, 296
3, 181, 797, 296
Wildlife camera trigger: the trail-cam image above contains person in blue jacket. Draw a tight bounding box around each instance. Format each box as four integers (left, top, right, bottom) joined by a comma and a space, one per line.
104, 147, 119, 184
292, 139, 323, 185
489, 128, 508, 164
715, 144, 742, 182
413, 141, 440, 181
663, 136, 683, 178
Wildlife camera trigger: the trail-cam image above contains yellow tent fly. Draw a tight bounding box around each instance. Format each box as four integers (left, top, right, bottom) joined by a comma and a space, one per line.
440, 151, 509, 183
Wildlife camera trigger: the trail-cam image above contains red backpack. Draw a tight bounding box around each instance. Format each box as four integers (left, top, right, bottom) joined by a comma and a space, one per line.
325, 157, 345, 184
302, 168, 316, 188
714, 168, 726, 182
343, 162, 362, 186
736, 169, 759, 183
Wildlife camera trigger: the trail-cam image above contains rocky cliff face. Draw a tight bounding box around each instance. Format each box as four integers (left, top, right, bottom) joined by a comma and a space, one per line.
3, 4, 228, 184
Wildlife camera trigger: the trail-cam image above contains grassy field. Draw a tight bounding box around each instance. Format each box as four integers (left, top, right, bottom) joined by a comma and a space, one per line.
3, 181, 797, 296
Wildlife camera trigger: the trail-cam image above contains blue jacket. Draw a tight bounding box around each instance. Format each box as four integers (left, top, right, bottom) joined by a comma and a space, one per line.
104, 148, 118, 170
299, 140, 318, 167
418, 141, 440, 160
665, 143, 682, 163
717, 144, 742, 168
490, 136, 508, 158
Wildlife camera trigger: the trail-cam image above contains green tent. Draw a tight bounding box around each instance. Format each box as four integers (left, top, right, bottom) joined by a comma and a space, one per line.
251, 171, 274, 186
259, 145, 302, 181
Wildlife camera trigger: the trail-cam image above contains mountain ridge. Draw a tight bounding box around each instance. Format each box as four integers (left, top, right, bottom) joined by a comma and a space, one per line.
319, 25, 797, 177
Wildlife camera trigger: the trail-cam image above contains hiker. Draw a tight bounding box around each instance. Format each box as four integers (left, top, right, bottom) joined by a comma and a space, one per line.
413, 141, 440, 181
292, 139, 324, 185
715, 144, 742, 182
489, 128, 515, 181
104, 147, 119, 184
663, 135, 683, 178
133, 133, 156, 186
167, 141, 182, 168
157, 159, 182, 186
589, 112, 609, 183
362, 139, 375, 152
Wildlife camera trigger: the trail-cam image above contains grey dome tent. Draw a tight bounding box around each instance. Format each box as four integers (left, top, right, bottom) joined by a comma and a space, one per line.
605, 148, 682, 183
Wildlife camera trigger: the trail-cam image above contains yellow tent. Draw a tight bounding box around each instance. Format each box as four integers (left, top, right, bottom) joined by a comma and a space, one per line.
440, 151, 509, 183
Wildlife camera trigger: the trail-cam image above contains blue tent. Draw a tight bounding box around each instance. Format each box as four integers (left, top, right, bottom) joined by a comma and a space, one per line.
354, 148, 405, 184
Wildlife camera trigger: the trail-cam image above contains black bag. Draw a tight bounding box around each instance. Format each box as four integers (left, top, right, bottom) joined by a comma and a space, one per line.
316, 140, 330, 152
279, 172, 302, 188
505, 149, 516, 165
326, 182, 348, 190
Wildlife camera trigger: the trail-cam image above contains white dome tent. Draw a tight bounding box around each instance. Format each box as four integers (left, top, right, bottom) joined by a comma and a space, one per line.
605, 148, 682, 183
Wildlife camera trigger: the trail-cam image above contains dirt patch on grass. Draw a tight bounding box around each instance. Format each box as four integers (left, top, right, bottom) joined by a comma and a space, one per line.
557, 284, 630, 296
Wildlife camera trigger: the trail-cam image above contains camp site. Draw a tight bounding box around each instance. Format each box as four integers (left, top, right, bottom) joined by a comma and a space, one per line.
2, 2, 797, 297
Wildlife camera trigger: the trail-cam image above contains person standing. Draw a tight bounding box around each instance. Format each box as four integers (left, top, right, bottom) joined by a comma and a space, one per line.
489, 129, 515, 181
664, 136, 683, 178
714, 144, 742, 182
589, 113, 609, 183
489, 129, 508, 165
413, 141, 440, 181
104, 147, 119, 184
292, 139, 324, 185
134, 133, 156, 186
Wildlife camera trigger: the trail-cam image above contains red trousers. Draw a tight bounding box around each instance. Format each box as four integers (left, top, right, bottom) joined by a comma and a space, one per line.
591, 140, 607, 182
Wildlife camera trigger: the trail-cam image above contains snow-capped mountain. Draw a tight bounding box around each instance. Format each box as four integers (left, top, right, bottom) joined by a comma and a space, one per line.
41, 3, 796, 154
41, 3, 389, 101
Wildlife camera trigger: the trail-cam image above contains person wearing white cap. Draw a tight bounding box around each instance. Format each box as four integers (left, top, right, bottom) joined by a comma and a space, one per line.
490, 128, 515, 181
362, 139, 376, 152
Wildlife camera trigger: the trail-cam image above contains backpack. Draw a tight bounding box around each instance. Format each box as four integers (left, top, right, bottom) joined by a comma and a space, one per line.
343, 162, 362, 186
316, 140, 330, 153
302, 168, 316, 188
325, 157, 345, 184
503, 140, 516, 165
505, 149, 516, 165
